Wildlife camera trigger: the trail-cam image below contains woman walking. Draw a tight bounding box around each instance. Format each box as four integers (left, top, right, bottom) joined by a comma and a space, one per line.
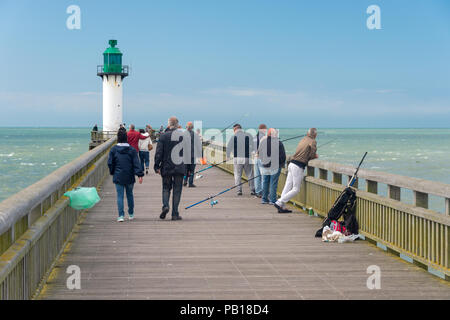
108, 128, 144, 222
138, 128, 153, 175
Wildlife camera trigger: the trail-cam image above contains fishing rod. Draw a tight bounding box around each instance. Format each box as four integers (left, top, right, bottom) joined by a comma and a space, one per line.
203, 113, 251, 146
317, 139, 337, 149
348, 152, 368, 187
189, 135, 335, 179
185, 174, 262, 210
220, 112, 250, 133
185, 139, 339, 210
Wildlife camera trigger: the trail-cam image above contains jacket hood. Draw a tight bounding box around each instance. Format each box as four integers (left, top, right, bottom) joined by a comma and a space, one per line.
116, 144, 131, 154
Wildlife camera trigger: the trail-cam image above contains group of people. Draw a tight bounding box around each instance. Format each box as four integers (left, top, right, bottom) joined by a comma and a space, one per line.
227, 123, 318, 213
107, 117, 202, 222
107, 116, 318, 222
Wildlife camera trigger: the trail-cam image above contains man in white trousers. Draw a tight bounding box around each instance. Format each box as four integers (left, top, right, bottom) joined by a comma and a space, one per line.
274, 128, 318, 213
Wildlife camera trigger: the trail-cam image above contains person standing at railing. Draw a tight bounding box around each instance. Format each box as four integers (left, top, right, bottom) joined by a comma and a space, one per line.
253, 124, 267, 198
226, 124, 256, 196
108, 127, 144, 222
258, 128, 286, 205
138, 129, 152, 175
127, 124, 149, 153
154, 116, 186, 221
92, 124, 98, 132
183, 122, 202, 187
274, 128, 318, 214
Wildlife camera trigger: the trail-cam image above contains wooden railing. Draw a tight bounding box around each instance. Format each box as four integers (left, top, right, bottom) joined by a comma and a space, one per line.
203, 142, 450, 281
0, 138, 116, 299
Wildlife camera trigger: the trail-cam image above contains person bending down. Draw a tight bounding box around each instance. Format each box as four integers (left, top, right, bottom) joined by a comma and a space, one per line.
274, 128, 318, 213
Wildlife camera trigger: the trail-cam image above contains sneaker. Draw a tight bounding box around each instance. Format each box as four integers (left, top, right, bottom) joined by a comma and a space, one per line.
183, 181, 188, 187
237, 191, 243, 196
256, 193, 262, 198
188, 184, 196, 188
128, 214, 134, 221
261, 200, 270, 204
145, 169, 148, 175
278, 208, 292, 214
172, 215, 182, 221
117, 216, 124, 222
160, 207, 169, 219
250, 191, 257, 196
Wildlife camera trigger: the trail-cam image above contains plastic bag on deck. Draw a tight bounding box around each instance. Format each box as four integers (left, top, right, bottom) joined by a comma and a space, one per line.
64, 187, 100, 210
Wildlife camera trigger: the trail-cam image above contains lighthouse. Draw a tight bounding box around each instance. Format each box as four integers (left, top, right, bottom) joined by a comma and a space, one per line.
97, 40, 129, 133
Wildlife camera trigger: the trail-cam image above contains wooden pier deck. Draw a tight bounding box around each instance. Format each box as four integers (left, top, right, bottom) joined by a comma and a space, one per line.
38, 165, 450, 300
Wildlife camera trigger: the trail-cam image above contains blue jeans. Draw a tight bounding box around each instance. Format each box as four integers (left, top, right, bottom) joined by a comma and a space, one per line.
254, 159, 263, 194
115, 183, 134, 217
139, 151, 150, 172
262, 168, 282, 204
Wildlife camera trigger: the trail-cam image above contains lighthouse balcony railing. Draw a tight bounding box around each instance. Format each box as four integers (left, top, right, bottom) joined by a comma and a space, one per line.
96, 65, 129, 77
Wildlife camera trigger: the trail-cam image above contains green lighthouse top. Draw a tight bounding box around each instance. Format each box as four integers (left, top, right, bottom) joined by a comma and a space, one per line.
97, 39, 128, 77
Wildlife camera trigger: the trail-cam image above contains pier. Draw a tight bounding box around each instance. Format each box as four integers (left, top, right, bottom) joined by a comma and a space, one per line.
0, 137, 449, 299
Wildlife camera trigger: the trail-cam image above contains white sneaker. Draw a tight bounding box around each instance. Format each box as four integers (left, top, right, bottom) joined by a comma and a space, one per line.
117, 217, 124, 222
128, 215, 134, 221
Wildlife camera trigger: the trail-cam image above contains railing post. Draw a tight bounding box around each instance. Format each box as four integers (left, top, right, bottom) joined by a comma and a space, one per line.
446, 198, 450, 216
388, 185, 401, 201
366, 180, 378, 194
319, 168, 328, 180
414, 191, 429, 209
332, 172, 342, 184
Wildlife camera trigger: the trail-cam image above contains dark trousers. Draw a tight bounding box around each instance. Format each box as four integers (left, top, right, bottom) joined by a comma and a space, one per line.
184, 163, 196, 186
162, 175, 183, 216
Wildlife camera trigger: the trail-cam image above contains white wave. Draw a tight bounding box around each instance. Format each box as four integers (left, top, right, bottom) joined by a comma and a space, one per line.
0, 152, 14, 157
20, 163, 34, 166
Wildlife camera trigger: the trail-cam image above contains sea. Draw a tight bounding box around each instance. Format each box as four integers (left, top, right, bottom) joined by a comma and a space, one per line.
0, 127, 449, 212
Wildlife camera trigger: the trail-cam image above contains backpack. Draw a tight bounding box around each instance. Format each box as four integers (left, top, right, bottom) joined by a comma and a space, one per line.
315, 187, 359, 237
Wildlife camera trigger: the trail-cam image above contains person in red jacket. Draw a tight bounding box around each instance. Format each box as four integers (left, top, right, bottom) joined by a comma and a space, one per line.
127, 124, 148, 152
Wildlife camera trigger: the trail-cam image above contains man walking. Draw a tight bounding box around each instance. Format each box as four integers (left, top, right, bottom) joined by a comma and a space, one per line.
253, 124, 267, 198
274, 128, 318, 213
127, 124, 149, 153
154, 116, 185, 220
183, 121, 202, 187
226, 124, 256, 196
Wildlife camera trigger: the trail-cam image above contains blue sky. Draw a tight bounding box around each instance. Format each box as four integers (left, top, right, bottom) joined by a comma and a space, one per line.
0, 0, 449, 128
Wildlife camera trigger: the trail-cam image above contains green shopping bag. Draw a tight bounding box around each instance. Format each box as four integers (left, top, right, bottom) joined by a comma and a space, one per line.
64, 187, 100, 210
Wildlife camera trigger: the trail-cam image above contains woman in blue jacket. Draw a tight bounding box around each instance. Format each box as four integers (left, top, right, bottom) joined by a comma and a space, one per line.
108, 128, 144, 222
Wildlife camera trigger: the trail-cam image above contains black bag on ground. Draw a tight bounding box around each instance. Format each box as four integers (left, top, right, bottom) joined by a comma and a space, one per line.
314, 187, 358, 237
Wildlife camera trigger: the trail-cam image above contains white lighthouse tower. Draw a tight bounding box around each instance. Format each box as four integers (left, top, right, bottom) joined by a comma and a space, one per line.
97, 40, 129, 133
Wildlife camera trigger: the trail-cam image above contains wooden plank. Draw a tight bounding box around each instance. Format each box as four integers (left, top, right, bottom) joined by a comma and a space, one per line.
38, 165, 450, 300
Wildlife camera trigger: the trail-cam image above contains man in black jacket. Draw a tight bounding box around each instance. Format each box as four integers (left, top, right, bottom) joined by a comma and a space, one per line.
108, 128, 144, 222
183, 121, 202, 187
154, 116, 185, 220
